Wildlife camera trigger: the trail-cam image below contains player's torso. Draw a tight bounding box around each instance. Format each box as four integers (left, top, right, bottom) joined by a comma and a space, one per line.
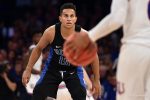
45, 23, 80, 71
122, 0, 150, 46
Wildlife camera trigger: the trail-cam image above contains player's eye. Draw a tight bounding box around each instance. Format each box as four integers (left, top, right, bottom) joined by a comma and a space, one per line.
64, 14, 68, 17
70, 15, 75, 18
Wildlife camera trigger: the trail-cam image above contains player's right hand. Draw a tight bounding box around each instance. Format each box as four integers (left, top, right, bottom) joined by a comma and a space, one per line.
22, 69, 31, 87
92, 80, 101, 99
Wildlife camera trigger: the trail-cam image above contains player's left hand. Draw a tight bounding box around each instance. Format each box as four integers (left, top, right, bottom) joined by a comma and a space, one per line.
91, 79, 101, 99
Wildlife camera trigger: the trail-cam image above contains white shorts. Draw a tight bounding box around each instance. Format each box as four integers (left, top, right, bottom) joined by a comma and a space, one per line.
117, 44, 150, 100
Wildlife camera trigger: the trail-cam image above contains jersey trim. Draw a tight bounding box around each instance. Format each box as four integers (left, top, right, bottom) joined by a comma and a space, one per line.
36, 47, 54, 85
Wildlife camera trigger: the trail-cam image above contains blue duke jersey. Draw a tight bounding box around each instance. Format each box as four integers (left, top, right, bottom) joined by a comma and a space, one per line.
45, 23, 81, 71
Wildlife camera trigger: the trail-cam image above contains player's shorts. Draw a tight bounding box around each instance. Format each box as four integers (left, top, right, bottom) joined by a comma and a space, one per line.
32, 69, 86, 100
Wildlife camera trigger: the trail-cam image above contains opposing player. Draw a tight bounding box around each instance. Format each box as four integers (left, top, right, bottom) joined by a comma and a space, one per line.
22, 3, 100, 100
63, 0, 150, 100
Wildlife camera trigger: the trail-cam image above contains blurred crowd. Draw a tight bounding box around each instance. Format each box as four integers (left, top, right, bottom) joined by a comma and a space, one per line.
0, 0, 123, 100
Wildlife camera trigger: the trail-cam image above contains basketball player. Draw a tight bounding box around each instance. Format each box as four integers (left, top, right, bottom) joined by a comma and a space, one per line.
22, 3, 100, 100
63, 0, 150, 100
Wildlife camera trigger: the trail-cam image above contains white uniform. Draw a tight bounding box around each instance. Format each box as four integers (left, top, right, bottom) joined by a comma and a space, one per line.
89, 0, 150, 100
26, 44, 43, 94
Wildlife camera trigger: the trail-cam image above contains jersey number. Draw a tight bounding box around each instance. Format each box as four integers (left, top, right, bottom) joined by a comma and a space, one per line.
59, 56, 70, 66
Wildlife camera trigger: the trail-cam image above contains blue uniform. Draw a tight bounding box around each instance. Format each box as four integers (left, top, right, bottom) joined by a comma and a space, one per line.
32, 23, 86, 100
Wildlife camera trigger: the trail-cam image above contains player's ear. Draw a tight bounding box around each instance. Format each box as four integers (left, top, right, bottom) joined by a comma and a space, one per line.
74, 16, 77, 23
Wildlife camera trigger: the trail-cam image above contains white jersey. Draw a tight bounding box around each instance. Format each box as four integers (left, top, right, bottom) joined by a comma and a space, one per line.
122, 0, 150, 46
89, 0, 150, 47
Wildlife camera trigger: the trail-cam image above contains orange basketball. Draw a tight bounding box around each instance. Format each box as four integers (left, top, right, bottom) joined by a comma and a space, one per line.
73, 41, 97, 66
63, 33, 97, 67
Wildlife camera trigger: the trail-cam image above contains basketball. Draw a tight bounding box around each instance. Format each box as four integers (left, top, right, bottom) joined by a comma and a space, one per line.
63, 33, 97, 67
76, 43, 97, 66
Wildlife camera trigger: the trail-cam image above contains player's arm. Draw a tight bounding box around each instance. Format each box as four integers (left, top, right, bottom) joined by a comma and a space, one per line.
91, 54, 100, 82
90, 54, 101, 99
22, 26, 55, 86
24, 46, 41, 74
25, 26, 54, 72
29, 48, 41, 74
89, 0, 128, 41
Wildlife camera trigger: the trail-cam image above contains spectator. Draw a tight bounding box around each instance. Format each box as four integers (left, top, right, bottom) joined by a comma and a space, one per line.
0, 61, 17, 100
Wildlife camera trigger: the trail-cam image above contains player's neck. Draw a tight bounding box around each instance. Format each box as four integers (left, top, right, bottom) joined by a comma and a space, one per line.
61, 25, 75, 39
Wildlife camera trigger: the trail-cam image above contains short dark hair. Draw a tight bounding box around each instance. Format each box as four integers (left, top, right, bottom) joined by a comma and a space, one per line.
60, 3, 76, 15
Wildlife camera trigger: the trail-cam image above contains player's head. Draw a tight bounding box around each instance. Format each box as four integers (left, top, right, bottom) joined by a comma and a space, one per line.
59, 3, 77, 29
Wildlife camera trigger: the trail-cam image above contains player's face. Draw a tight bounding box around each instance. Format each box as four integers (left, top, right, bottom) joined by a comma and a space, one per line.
59, 9, 77, 29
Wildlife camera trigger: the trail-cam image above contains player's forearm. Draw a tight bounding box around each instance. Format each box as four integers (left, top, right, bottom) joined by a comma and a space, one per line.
89, 14, 123, 42
26, 46, 42, 72
91, 55, 100, 80
89, 0, 128, 42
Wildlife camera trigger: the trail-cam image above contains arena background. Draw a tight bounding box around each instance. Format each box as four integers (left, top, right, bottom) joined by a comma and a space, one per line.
0, 0, 123, 100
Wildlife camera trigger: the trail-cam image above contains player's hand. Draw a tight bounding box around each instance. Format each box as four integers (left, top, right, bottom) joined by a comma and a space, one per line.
22, 68, 31, 87
63, 31, 97, 66
92, 79, 101, 99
